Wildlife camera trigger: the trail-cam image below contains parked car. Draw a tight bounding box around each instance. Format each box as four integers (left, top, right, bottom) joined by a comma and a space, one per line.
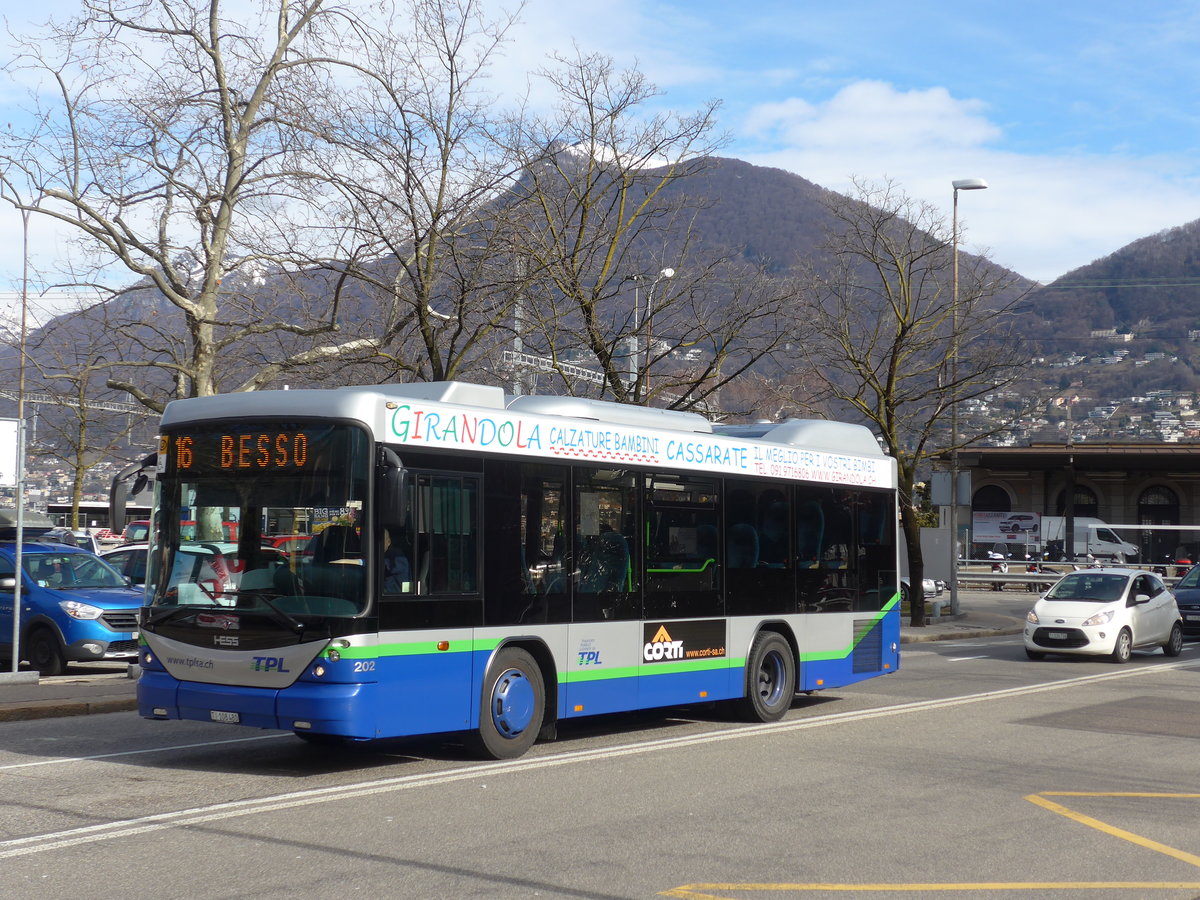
0, 541, 142, 675
122, 520, 151, 543
268, 534, 311, 567
102, 541, 288, 589
1170, 563, 1200, 636
1023, 568, 1183, 662
900, 576, 944, 605
31, 528, 102, 554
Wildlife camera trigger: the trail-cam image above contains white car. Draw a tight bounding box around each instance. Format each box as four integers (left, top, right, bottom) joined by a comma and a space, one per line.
999, 514, 1039, 534
900, 576, 943, 604
1023, 568, 1183, 662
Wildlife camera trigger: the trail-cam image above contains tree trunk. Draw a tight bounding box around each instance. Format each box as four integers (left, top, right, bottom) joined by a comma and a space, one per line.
901, 503, 926, 628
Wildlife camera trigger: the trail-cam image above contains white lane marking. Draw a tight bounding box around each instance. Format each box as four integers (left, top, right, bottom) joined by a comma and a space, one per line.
0, 661, 1191, 860
947, 655, 990, 661
0, 734, 288, 772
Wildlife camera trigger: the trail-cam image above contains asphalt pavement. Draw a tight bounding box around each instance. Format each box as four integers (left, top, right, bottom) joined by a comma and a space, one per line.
0, 589, 1030, 724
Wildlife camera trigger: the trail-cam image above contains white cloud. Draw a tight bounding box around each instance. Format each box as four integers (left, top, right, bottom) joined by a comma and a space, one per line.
739, 81, 1200, 283
745, 81, 1001, 151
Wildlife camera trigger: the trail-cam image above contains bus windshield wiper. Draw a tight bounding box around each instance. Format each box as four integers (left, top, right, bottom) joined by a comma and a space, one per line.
146, 605, 207, 626
252, 592, 306, 636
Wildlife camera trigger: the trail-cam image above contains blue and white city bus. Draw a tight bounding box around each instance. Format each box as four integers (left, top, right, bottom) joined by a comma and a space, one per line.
135, 381, 900, 758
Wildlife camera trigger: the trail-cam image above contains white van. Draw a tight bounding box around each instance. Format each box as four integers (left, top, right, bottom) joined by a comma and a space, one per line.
1040, 516, 1138, 562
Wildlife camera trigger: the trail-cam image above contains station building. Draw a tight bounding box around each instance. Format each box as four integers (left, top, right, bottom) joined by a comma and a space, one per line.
959, 442, 1200, 564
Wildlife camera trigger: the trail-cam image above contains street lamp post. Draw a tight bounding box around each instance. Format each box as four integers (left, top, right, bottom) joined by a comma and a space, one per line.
949, 177, 988, 616
641, 267, 674, 393
626, 267, 675, 398
4, 207, 34, 681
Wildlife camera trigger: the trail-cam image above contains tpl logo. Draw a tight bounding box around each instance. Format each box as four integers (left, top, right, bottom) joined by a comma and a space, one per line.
577, 650, 603, 666
251, 656, 290, 673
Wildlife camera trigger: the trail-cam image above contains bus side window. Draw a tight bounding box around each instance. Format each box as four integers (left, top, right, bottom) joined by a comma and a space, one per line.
573, 468, 638, 622
414, 473, 479, 594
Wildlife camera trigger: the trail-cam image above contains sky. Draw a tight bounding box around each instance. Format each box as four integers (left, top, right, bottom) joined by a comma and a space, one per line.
4, 0, 1200, 320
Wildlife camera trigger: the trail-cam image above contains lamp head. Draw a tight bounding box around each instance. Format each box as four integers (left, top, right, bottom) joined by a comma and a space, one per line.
952, 178, 988, 192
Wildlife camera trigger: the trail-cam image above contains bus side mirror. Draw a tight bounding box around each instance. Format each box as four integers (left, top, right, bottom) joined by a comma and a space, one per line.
377, 447, 408, 528
0, 575, 18, 591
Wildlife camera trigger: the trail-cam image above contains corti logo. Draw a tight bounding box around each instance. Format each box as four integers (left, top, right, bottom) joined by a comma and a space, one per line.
251, 656, 290, 673
643, 625, 684, 661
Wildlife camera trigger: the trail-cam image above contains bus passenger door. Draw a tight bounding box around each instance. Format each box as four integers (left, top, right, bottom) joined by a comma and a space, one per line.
377, 471, 482, 737
640, 475, 727, 709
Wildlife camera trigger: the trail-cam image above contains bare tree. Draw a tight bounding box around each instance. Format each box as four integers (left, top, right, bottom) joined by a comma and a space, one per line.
498, 51, 792, 407
0, 0, 440, 412
17, 323, 149, 529
790, 178, 1032, 626
279, 0, 532, 385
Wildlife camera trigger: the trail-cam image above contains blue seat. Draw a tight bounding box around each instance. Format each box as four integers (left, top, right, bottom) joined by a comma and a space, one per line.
580, 532, 629, 593
727, 523, 759, 569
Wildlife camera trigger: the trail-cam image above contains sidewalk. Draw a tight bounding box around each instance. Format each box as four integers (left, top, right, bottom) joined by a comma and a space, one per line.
900, 586, 1030, 643
0, 666, 140, 723
0, 591, 1030, 724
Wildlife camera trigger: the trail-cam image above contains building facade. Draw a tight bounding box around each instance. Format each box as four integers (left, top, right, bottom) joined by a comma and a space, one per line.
958, 442, 1200, 564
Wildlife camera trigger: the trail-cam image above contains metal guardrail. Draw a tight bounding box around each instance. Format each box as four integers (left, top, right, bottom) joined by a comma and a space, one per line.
956, 564, 1189, 591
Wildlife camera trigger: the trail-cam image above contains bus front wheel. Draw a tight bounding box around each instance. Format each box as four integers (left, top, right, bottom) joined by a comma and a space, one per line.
471, 647, 545, 760
735, 632, 796, 723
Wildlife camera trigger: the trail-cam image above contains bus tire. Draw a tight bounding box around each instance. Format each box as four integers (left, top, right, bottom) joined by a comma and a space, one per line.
735, 631, 795, 723
471, 647, 545, 760
27, 627, 66, 677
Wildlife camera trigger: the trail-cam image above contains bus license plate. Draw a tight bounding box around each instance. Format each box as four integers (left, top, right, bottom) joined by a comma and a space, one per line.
210, 710, 240, 724
1048, 631, 1068, 640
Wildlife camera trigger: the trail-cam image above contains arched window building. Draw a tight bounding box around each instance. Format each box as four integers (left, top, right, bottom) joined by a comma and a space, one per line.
949, 443, 1199, 564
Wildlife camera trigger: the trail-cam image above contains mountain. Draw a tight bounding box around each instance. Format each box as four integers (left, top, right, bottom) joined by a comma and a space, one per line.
7, 156, 1200, 424
1024, 219, 1200, 399
1030, 219, 1200, 340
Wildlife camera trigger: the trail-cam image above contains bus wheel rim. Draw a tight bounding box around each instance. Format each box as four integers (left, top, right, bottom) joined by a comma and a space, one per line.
491, 668, 535, 738
758, 652, 784, 704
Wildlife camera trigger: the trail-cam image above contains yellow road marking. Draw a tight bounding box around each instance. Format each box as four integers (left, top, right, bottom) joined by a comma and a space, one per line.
1026, 791, 1200, 868
661, 791, 1200, 896
662, 885, 1200, 897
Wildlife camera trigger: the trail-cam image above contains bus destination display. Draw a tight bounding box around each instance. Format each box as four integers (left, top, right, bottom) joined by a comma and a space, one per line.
167, 428, 318, 475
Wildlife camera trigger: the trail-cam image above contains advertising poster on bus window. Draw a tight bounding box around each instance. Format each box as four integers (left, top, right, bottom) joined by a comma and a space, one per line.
973, 511, 1041, 544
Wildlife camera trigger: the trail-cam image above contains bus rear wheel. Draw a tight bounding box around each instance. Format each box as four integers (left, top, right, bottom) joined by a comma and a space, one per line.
471, 647, 545, 760
735, 632, 795, 723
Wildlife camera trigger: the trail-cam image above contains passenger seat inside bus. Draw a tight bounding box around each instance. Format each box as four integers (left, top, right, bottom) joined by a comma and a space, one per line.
579, 532, 629, 593
727, 523, 759, 569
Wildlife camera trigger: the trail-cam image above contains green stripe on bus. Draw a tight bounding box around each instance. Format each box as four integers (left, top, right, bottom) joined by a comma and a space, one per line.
324, 637, 501, 659
799, 594, 900, 663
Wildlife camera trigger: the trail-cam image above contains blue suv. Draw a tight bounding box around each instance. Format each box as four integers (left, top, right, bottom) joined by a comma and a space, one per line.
0, 541, 143, 676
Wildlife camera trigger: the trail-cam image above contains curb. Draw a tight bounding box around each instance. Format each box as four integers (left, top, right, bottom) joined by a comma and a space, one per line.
901, 626, 1024, 644
0, 696, 138, 723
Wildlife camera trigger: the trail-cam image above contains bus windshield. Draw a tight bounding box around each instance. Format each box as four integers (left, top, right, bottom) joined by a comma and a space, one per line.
149, 422, 372, 618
